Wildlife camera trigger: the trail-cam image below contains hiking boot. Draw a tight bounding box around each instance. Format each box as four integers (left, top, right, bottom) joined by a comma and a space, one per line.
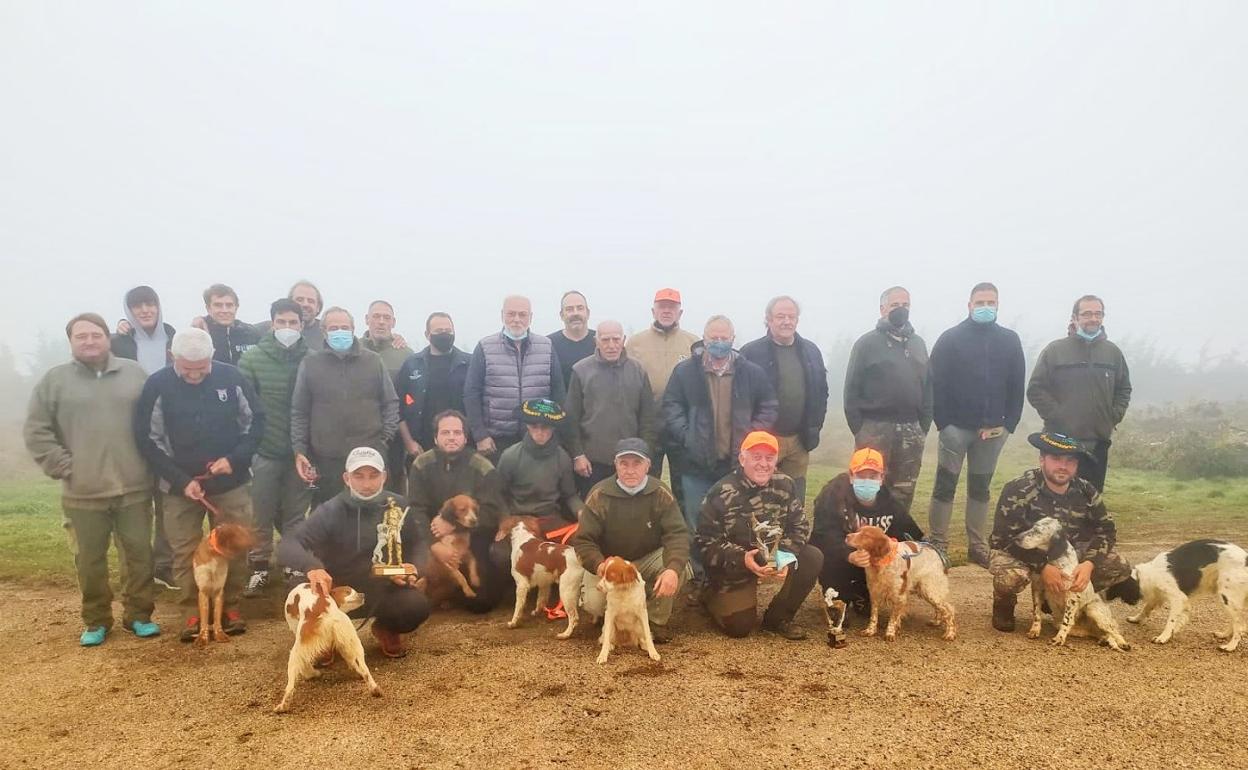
153, 567, 177, 590
371, 624, 407, 658
80, 626, 108, 647
968, 548, 990, 569
649, 624, 672, 644
125, 619, 161, 638
222, 609, 247, 636
992, 595, 1017, 632
179, 616, 201, 643
243, 569, 269, 598
761, 616, 808, 641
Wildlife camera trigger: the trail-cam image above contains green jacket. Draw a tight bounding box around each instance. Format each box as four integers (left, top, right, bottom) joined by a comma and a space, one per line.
238, 332, 308, 460
564, 351, 658, 465
406, 447, 505, 529
24, 355, 152, 508
497, 433, 583, 521
573, 475, 688, 574
1026, 331, 1132, 442
362, 333, 412, 377
989, 468, 1116, 568
696, 469, 809, 591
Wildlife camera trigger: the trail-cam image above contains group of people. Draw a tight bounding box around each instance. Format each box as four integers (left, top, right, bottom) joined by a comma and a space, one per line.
23, 278, 1135, 652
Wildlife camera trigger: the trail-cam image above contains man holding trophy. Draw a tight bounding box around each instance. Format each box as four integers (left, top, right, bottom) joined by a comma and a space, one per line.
695, 432, 823, 641
279, 447, 431, 658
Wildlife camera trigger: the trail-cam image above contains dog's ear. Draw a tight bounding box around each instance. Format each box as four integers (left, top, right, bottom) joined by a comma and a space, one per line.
1104, 577, 1142, 605
329, 585, 353, 608
495, 516, 515, 542
436, 498, 455, 521
862, 528, 891, 559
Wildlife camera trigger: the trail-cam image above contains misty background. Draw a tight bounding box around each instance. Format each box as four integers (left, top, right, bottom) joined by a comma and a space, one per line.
1, 3, 1245, 417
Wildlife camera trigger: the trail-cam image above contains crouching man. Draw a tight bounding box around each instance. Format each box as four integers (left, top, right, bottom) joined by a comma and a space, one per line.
572, 438, 692, 643
279, 447, 431, 658
696, 431, 823, 640
988, 431, 1132, 632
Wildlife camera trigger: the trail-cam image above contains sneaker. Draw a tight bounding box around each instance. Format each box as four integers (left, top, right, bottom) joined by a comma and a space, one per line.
125, 620, 161, 638
371, 624, 407, 658
284, 568, 307, 591
243, 569, 269, 598
761, 616, 808, 641
222, 609, 246, 636
80, 626, 108, 647
179, 616, 201, 643
153, 568, 177, 590
968, 549, 990, 569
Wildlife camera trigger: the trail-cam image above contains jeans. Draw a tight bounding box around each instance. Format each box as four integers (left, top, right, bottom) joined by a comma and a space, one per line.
927, 425, 1008, 558
680, 469, 726, 580
249, 454, 312, 569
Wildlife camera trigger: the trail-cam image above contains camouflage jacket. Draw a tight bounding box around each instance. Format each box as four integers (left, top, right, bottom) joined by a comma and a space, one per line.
696, 469, 809, 590
989, 468, 1116, 569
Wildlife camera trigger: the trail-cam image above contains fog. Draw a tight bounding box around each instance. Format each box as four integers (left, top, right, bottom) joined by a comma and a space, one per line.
2, 3, 1245, 377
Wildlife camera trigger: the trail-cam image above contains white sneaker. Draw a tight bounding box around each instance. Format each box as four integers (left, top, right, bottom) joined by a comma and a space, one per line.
243, 569, 269, 598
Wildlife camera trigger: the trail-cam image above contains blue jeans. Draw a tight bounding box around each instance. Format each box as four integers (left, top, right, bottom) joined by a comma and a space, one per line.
681, 471, 721, 581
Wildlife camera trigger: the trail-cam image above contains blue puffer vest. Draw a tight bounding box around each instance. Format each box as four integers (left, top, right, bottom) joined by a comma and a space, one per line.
480, 333, 553, 439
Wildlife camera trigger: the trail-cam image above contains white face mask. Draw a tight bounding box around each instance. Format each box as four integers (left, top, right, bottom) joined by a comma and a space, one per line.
349, 486, 384, 502
616, 478, 647, 496
273, 328, 300, 348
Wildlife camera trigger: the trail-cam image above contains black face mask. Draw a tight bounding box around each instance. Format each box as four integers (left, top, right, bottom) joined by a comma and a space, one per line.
887, 307, 910, 328
429, 332, 455, 353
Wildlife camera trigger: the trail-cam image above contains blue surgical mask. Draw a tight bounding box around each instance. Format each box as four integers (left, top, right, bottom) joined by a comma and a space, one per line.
971, 306, 997, 324
1076, 326, 1101, 341
326, 330, 354, 351
502, 327, 529, 342
852, 478, 881, 502
706, 340, 733, 359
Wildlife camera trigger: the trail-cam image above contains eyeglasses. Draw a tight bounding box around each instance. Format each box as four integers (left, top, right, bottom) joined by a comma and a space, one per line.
1077, 311, 1105, 320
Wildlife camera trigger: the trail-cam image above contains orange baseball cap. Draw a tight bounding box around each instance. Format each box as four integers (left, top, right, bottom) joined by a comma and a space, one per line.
653, 288, 682, 304
740, 431, 779, 454
849, 447, 885, 474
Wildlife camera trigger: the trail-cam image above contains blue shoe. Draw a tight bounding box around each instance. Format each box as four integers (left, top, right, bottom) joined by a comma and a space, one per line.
80, 626, 108, 647
126, 620, 161, 638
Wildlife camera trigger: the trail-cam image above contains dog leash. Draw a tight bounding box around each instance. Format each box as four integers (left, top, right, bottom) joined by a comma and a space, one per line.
542, 522, 579, 620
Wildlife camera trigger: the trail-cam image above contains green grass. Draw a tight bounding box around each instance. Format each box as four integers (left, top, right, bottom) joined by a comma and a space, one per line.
5, 459, 1248, 585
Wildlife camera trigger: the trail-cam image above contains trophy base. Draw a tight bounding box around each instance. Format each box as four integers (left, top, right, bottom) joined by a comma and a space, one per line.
827, 630, 848, 649
372, 564, 416, 577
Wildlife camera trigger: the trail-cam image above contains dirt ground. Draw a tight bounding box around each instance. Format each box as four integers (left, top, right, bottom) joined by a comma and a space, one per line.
2, 542, 1245, 770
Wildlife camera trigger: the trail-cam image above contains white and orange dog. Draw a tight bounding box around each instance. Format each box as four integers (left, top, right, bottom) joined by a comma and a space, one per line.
274, 583, 381, 714
594, 556, 660, 663
496, 515, 583, 639
191, 522, 256, 646
845, 525, 957, 641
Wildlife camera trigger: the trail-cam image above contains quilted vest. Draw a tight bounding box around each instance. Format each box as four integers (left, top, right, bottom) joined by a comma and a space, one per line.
480, 333, 553, 438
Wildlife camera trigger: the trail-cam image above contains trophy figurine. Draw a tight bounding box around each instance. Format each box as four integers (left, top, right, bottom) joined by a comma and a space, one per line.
750, 514, 784, 568
371, 497, 417, 577
822, 588, 848, 648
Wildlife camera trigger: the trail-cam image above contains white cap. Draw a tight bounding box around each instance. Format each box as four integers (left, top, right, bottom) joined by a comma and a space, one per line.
345, 446, 385, 473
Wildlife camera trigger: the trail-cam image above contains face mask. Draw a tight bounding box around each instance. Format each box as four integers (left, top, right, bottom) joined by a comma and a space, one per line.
349, 486, 384, 503
429, 332, 455, 353
887, 307, 910, 328
1076, 326, 1101, 341
706, 340, 733, 359
326, 330, 354, 351
852, 478, 881, 502
971, 306, 997, 324
502, 327, 528, 342
273, 328, 301, 348
616, 478, 647, 496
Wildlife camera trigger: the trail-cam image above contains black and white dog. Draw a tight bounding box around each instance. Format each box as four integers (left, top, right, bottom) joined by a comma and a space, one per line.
1016, 517, 1131, 652
1105, 539, 1248, 652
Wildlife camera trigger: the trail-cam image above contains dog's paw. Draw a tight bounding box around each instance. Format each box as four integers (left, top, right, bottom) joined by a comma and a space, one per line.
1151, 634, 1170, 645
1213, 630, 1231, 641
860, 628, 876, 637
1218, 638, 1240, 652
882, 631, 896, 642
596, 652, 609, 664
556, 628, 574, 640
273, 702, 289, 714
648, 649, 661, 662
461, 587, 477, 599
506, 619, 520, 629
1049, 637, 1066, 648
194, 634, 209, 648
213, 631, 230, 643
942, 629, 957, 642
1026, 626, 1041, 640
1126, 614, 1143, 624
530, 607, 541, 617
926, 618, 941, 627
370, 684, 383, 698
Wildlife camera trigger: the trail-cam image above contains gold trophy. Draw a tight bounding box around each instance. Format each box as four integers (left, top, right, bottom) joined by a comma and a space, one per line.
371, 497, 417, 577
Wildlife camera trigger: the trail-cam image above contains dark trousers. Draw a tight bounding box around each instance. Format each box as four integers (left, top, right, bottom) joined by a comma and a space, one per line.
1078, 439, 1112, 492
816, 545, 870, 610
649, 449, 687, 515
574, 461, 616, 498
385, 440, 407, 494
454, 530, 510, 613
352, 580, 431, 634
706, 544, 824, 638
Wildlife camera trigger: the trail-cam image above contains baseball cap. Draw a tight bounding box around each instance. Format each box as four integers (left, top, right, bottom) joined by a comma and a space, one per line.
849, 447, 885, 474
614, 438, 651, 461
653, 288, 682, 304
740, 431, 779, 454
345, 446, 386, 473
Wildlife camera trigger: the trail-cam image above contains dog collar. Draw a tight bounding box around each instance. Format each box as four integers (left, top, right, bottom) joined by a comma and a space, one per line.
207, 529, 226, 557
871, 538, 900, 568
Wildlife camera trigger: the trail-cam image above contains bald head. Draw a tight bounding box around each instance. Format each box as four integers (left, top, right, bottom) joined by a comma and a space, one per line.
596, 320, 625, 362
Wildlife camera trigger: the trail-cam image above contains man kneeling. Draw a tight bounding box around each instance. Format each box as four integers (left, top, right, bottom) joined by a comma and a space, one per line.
573, 439, 691, 643
279, 447, 431, 658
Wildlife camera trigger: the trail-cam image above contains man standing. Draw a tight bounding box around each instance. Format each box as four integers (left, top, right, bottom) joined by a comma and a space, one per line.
573, 439, 691, 643
1027, 295, 1132, 492
464, 295, 565, 461
926, 283, 1026, 566
278, 447, 431, 658
565, 320, 658, 497
406, 410, 508, 613
133, 328, 265, 642
988, 432, 1132, 632
739, 296, 828, 503
395, 312, 471, 460
843, 286, 932, 514
548, 290, 595, 389
292, 307, 399, 505
625, 288, 698, 491
696, 432, 823, 640
663, 315, 777, 579
25, 313, 160, 646
361, 300, 411, 376
238, 299, 311, 596
201, 284, 260, 365
497, 399, 584, 535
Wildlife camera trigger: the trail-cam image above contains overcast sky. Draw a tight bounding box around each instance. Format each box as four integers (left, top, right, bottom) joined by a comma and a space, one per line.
1, 3, 1244, 370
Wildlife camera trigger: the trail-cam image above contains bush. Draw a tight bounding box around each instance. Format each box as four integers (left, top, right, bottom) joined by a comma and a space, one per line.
1114, 402, 1248, 478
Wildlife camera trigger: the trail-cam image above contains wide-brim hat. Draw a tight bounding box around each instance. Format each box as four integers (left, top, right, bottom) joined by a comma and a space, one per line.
1027, 432, 1089, 458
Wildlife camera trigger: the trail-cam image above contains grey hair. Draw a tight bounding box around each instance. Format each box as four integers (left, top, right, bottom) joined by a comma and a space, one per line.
765, 295, 801, 317
879, 286, 909, 306
171, 328, 214, 362
704, 314, 735, 335
322, 306, 355, 326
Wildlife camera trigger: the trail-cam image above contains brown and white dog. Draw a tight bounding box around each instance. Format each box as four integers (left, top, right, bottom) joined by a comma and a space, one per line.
595, 556, 660, 664
422, 494, 481, 605
274, 583, 380, 713
495, 515, 583, 638
845, 526, 957, 642
191, 522, 256, 646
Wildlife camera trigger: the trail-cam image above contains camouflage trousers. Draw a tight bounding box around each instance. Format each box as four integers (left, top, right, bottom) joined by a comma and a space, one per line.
854, 419, 926, 514
989, 547, 1132, 599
